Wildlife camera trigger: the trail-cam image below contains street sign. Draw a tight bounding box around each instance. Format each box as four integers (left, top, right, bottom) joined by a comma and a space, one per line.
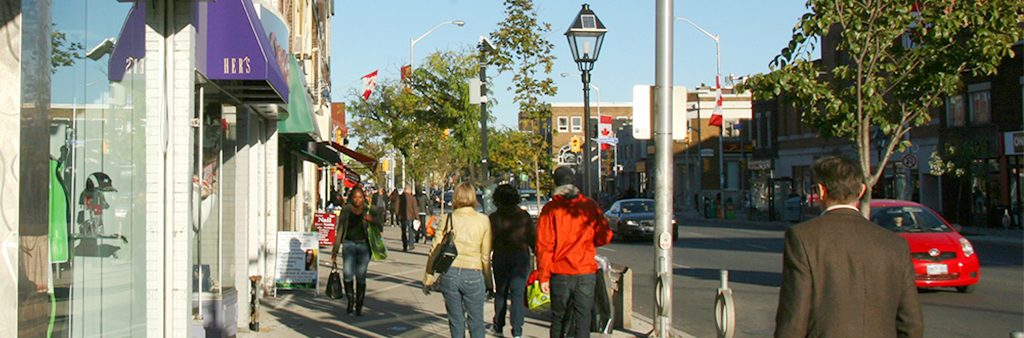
901, 154, 918, 169
700, 148, 714, 157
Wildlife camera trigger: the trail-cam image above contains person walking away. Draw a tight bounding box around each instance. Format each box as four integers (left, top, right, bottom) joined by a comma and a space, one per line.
388, 189, 399, 227
489, 184, 535, 338
398, 185, 420, 251
424, 183, 494, 338
536, 166, 613, 338
775, 156, 923, 337
330, 187, 382, 316
416, 188, 432, 243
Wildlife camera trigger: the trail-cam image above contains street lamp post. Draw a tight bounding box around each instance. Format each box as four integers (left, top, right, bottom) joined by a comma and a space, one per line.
677, 16, 725, 218
566, 4, 607, 197
593, 84, 603, 194
409, 20, 465, 71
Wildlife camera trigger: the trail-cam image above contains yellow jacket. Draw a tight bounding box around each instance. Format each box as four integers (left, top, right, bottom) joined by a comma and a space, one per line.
424, 207, 493, 286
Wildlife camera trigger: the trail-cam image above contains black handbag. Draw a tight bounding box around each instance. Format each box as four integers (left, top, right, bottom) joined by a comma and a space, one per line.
326, 264, 343, 299
429, 213, 459, 274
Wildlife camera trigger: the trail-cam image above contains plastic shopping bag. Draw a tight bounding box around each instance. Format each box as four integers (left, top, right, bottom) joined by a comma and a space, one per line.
527, 280, 551, 312
368, 226, 388, 261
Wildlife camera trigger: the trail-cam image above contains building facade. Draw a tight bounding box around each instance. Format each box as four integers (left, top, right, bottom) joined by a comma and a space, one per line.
0, 0, 341, 336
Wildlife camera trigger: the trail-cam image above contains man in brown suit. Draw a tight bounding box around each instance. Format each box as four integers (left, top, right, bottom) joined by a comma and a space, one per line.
775, 156, 923, 338
398, 185, 419, 252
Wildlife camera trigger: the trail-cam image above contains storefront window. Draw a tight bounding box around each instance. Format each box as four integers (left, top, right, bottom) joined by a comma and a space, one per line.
946, 94, 966, 127
31, 0, 147, 336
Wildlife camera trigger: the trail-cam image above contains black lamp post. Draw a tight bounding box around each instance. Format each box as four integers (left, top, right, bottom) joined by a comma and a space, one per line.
565, 3, 607, 197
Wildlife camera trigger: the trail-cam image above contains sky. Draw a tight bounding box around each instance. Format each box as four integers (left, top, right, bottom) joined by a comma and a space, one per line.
331, 0, 812, 131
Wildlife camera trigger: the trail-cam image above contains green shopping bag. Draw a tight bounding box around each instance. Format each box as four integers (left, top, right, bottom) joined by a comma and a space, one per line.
368, 226, 388, 261
527, 280, 550, 312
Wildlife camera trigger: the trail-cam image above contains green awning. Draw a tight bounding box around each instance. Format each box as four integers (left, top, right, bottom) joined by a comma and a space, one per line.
277, 55, 317, 137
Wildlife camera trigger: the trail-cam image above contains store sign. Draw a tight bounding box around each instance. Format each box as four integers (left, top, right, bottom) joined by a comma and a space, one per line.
1005, 131, 1024, 155
198, 0, 289, 101
314, 213, 337, 247
748, 159, 772, 170
274, 231, 319, 289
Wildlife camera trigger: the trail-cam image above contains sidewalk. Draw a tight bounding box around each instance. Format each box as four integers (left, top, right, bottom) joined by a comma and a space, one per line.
240, 226, 691, 338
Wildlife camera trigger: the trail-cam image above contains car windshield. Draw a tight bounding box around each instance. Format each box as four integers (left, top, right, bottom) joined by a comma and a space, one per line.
620, 201, 654, 214
870, 206, 951, 233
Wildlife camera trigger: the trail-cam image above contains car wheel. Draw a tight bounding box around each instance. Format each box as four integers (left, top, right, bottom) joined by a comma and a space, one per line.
956, 285, 976, 293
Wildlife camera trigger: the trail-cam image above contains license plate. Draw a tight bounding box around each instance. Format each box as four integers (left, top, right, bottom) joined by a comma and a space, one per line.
926, 264, 948, 275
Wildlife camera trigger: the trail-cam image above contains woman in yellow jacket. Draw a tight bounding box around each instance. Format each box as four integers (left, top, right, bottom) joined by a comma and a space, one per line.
424, 183, 494, 338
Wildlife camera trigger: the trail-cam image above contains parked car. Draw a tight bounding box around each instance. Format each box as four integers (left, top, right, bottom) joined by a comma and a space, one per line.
870, 200, 981, 293
604, 198, 677, 241
519, 189, 548, 220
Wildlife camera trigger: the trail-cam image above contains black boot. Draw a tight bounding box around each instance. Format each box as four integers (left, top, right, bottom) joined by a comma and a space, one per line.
355, 281, 366, 316
344, 281, 355, 315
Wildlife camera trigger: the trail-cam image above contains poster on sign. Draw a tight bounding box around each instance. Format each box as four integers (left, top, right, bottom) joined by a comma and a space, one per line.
274, 231, 320, 293
314, 212, 338, 247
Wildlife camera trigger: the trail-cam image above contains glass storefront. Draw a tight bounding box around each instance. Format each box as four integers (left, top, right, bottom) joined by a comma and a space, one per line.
20, 0, 148, 336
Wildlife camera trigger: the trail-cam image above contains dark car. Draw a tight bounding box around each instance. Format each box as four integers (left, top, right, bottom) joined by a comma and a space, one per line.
870, 200, 981, 293
604, 198, 677, 241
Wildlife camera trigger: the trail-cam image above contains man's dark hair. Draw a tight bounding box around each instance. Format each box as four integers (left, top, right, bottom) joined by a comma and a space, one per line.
812, 156, 864, 203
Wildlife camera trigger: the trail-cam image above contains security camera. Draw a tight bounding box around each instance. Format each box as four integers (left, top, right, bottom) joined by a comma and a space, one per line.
86, 38, 117, 61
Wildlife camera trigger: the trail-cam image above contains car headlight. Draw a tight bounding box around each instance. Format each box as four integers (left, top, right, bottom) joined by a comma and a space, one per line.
959, 238, 974, 257
520, 206, 527, 211
625, 220, 639, 227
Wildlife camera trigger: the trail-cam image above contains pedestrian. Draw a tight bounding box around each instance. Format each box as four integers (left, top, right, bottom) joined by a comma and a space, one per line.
384, 188, 395, 227
398, 185, 420, 251
489, 184, 535, 338
329, 187, 382, 316
536, 166, 613, 338
775, 156, 923, 337
416, 187, 432, 243
423, 182, 494, 338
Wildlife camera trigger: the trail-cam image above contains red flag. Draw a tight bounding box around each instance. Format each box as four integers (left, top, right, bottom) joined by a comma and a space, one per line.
361, 70, 378, 101
599, 115, 613, 150
709, 76, 724, 127
400, 65, 412, 81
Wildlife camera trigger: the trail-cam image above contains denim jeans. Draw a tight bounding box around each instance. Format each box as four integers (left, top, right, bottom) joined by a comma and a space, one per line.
550, 273, 597, 338
441, 267, 486, 338
342, 240, 370, 284
493, 251, 531, 336
401, 219, 415, 249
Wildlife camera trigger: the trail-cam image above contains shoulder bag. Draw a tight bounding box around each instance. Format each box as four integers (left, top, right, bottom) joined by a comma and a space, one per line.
429, 213, 459, 274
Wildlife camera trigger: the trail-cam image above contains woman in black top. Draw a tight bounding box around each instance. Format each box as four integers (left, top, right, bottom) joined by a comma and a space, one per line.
330, 187, 381, 315
488, 184, 536, 338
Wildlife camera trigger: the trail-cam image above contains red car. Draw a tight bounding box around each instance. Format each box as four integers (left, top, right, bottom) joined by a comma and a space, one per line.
870, 200, 980, 293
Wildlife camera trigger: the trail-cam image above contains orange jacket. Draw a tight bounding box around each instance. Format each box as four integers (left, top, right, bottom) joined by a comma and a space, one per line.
535, 192, 613, 283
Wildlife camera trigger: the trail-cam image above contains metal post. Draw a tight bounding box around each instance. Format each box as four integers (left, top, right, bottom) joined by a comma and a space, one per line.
654, 0, 674, 335
595, 85, 602, 194
581, 70, 592, 197
479, 45, 490, 181
696, 98, 703, 210
716, 44, 725, 218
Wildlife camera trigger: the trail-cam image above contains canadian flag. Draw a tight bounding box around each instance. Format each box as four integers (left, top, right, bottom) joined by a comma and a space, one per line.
709, 77, 724, 127
598, 115, 613, 150
361, 70, 378, 101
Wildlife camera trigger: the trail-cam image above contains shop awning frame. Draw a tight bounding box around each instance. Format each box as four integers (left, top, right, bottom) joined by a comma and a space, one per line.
327, 142, 378, 171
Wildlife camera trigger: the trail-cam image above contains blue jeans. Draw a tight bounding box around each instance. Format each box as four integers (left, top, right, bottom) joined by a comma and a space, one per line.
550, 273, 597, 338
493, 251, 531, 336
342, 240, 370, 284
401, 219, 415, 249
441, 267, 486, 338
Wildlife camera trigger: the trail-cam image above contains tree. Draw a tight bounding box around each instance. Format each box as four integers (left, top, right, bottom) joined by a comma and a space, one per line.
51, 25, 83, 73
487, 0, 559, 192
744, 0, 1023, 216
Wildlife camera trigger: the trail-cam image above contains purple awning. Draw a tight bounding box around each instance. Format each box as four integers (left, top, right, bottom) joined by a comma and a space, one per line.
197, 0, 288, 105
108, 2, 145, 82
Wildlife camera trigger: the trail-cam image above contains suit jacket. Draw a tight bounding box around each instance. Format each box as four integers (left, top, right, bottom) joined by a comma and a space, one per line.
775, 208, 924, 338
398, 192, 419, 221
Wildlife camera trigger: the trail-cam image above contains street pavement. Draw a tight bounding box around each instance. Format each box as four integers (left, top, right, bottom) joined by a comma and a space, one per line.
602, 212, 1023, 338
240, 225, 693, 338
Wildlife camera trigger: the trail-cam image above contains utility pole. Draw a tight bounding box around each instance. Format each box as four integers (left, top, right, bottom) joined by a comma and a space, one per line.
479, 37, 495, 181
653, 0, 674, 335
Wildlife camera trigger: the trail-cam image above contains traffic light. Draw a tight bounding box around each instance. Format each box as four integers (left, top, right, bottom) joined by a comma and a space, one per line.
570, 135, 582, 153
381, 158, 391, 173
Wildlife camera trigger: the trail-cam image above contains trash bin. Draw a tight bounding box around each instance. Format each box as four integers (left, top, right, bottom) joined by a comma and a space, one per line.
725, 198, 736, 219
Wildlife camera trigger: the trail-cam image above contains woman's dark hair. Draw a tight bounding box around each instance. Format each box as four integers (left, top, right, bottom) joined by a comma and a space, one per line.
346, 187, 365, 205
492, 184, 521, 207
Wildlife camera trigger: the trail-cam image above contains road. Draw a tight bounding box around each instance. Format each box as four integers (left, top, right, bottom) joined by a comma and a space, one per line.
600, 219, 1024, 338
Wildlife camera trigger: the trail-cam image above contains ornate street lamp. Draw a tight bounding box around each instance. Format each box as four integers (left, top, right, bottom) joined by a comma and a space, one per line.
565, 3, 606, 196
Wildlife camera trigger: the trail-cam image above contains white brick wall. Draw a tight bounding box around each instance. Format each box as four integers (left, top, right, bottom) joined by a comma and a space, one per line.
0, 7, 21, 338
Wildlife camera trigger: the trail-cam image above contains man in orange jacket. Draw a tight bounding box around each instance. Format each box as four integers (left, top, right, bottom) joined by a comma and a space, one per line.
536, 166, 614, 338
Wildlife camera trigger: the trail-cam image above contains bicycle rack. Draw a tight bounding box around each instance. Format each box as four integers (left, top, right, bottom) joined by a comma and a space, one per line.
715, 269, 735, 338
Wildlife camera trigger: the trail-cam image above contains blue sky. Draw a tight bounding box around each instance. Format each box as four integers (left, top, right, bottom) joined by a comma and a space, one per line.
331, 0, 811, 130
